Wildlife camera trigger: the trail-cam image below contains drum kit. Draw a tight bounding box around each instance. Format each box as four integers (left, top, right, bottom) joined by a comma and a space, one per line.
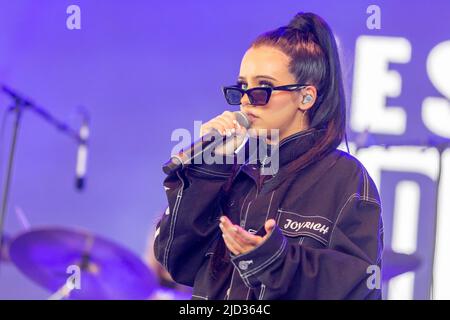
0, 85, 191, 300
0, 224, 420, 299
0, 226, 191, 300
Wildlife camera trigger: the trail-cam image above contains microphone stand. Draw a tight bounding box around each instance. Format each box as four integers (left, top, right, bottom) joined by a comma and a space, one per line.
0, 98, 23, 273
0, 85, 86, 274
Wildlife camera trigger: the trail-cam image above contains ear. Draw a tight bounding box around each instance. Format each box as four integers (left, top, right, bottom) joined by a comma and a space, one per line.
298, 86, 317, 111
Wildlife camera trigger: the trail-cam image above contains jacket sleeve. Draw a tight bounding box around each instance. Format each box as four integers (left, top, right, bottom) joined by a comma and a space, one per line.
230, 169, 384, 300
153, 158, 237, 286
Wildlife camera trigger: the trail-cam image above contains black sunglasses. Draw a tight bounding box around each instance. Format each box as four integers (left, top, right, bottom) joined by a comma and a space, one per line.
222, 84, 308, 106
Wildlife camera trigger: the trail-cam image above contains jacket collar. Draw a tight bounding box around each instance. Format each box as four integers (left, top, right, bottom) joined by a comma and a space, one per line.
276, 127, 327, 168
242, 127, 327, 171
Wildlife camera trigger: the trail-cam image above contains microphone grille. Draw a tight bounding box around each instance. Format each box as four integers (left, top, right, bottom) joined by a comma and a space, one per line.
233, 111, 250, 129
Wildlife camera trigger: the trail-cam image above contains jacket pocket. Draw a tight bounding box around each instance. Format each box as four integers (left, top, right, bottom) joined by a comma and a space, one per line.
276, 208, 334, 247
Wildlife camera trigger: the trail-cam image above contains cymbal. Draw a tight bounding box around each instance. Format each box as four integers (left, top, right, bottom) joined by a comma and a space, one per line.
382, 249, 421, 281
9, 226, 158, 300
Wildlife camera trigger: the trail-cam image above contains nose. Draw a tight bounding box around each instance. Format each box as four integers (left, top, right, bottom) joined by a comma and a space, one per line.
240, 92, 251, 106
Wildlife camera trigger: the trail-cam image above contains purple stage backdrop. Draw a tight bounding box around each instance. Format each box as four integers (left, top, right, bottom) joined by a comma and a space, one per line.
0, 0, 449, 299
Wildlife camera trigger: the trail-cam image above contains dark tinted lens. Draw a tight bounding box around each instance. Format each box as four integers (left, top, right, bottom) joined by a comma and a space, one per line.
248, 89, 269, 105
224, 88, 243, 105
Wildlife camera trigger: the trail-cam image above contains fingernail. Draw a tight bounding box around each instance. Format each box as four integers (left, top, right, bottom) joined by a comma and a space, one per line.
231, 128, 236, 134
220, 216, 225, 223
232, 227, 238, 232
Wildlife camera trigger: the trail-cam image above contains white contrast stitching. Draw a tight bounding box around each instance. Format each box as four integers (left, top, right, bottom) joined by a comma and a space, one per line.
329, 193, 359, 248
189, 166, 231, 177
329, 193, 381, 247
277, 208, 334, 223
241, 237, 287, 278
298, 236, 305, 245
258, 284, 266, 300
163, 171, 185, 269
245, 288, 251, 300
265, 191, 275, 221
281, 230, 328, 245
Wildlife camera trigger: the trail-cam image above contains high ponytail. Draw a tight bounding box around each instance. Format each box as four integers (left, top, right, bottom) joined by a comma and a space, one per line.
252, 12, 346, 174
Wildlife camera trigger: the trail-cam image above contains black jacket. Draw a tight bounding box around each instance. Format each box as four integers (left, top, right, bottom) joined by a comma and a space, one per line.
154, 128, 383, 300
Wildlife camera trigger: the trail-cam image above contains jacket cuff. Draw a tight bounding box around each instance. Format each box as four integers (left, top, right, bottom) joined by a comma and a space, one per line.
230, 226, 288, 288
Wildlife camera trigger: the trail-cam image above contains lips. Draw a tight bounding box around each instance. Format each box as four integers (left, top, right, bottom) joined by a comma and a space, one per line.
243, 111, 258, 122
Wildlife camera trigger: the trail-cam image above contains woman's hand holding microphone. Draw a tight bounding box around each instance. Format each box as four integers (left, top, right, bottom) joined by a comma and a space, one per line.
200, 111, 248, 156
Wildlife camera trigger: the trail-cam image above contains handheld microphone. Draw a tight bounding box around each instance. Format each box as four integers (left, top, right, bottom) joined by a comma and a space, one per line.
162, 111, 250, 175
